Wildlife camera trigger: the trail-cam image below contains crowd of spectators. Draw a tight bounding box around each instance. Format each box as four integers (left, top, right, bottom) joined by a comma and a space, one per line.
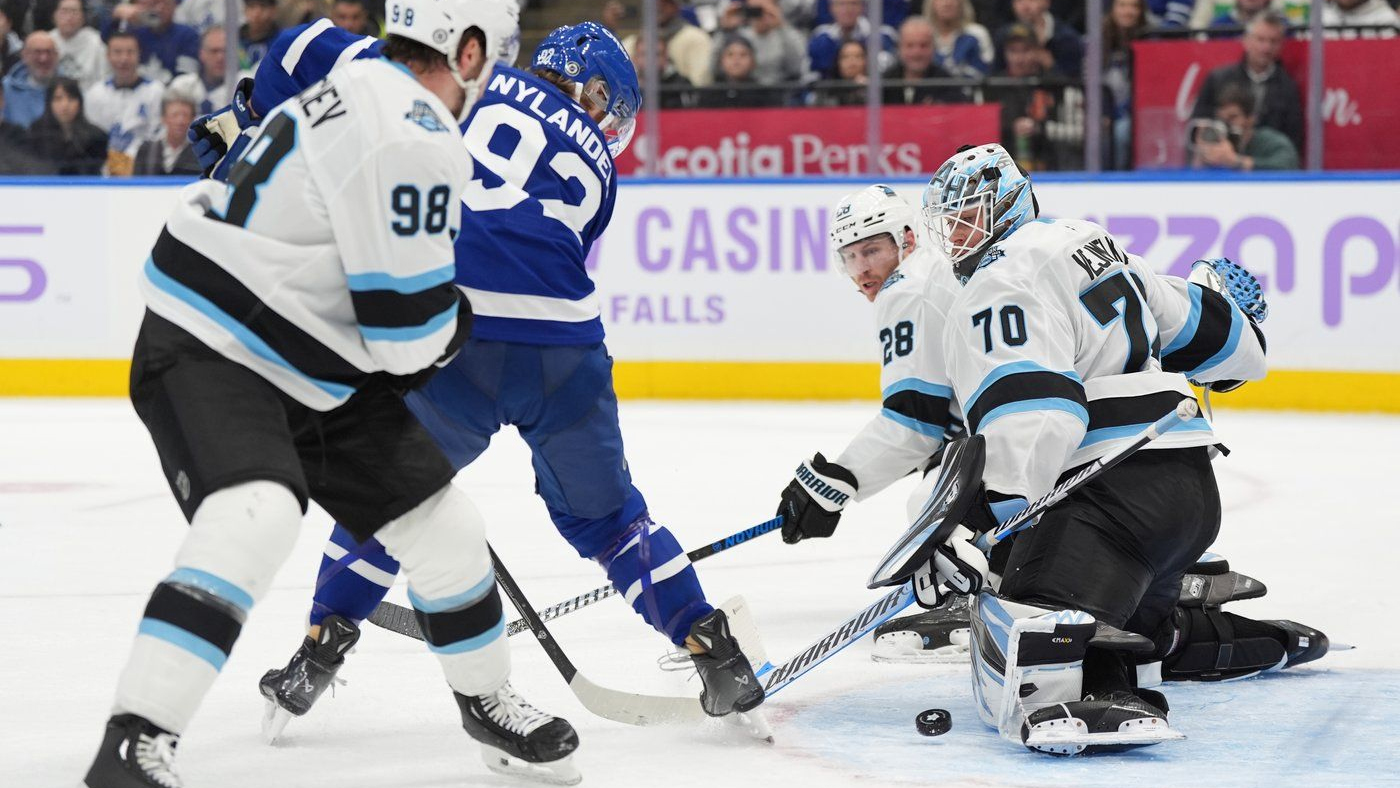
0, 0, 1396, 175
0, 0, 384, 175
614, 0, 1399, 171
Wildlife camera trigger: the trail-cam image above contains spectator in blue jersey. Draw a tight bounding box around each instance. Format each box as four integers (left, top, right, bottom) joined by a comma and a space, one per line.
27, 76, 106, 173
927, 0, 992, 77
329, 0, 372, 36
993, 0, 1081, 76
168, 26, 231, 115
108, 0, 200, 82
812, 0, 912, 28
0, 78, 55, 173
809, 0, 895, 78
238, 0, 278, 71
3, 31, 60, 129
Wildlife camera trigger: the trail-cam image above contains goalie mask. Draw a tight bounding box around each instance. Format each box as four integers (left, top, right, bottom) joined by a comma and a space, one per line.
922, 144, 1038, 285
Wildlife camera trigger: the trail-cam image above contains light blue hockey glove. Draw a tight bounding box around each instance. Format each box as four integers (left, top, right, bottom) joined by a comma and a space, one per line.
1190, 257, 1268, 324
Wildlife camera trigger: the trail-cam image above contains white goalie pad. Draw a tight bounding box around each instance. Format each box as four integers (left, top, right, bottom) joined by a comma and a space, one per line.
968, 592, 1097, 742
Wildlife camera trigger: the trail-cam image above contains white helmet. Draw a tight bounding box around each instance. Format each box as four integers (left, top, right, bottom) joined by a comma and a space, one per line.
830, 185, 916, 268
384, 0, 521, 118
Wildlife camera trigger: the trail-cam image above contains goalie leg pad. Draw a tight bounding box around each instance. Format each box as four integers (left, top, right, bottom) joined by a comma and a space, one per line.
376, 485, 508, 697
968, 592, 1097, 741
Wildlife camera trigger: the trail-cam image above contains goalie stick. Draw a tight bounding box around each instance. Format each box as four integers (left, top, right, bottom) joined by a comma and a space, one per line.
368, 515, 784, 641
488, 545, 712, 725
761, 400, 1200, 696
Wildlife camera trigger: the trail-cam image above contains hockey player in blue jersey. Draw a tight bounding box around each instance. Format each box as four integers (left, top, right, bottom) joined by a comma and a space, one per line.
192, 11, 767, 740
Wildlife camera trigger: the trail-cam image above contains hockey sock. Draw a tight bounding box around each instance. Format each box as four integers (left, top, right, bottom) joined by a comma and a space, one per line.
115, 481, 301, 732
375, 485, 509, 696
598, 515, 712, 646
310, 524, 401, 627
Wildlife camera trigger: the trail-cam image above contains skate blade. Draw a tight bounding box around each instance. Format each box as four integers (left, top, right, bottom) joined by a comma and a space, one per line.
871, 631, 970, 664
261, 700, 294, 745
1024, 716, 1184, 754
726, 708, 775, 744
481, 745, 581, 786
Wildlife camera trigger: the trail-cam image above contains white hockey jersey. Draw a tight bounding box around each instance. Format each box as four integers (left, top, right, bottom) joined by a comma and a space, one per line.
836, 244, 965, 500
943, 218, 1267, 518
141, 58, 471, 411
84, 77, 164, 155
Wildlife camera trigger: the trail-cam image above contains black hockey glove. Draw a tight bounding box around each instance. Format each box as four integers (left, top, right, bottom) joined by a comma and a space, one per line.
777, 453, 858, 543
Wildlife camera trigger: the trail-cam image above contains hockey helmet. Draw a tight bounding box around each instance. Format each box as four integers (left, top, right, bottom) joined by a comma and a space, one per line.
383, 0, 520, 118
830, 185, 917, 274
532, 22, 641, 156
922, 143, 1038, 284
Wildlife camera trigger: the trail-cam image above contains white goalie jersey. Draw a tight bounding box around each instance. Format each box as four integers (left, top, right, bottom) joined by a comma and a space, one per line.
141, 59, 471, 411
835, 245, 966, 500
943, 218, 1267, 515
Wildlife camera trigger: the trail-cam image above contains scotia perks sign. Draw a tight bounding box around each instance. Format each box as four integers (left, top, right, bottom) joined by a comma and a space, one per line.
614, 104, 1001, 177
1132, 38, 1400, 170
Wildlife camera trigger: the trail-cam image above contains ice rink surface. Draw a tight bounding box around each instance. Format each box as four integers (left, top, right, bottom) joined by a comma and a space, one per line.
2, 399, 1398, 788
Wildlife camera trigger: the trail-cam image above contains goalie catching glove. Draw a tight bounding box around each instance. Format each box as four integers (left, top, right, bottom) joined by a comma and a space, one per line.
188, 77, 257, 179
777, 453, 858, 543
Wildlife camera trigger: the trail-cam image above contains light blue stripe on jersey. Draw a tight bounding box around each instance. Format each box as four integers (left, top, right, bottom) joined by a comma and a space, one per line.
144, 258, 356, 401
965, 361, 1083, 416
166, 568, 254, 613
978, 398, 1090, 432
424, 616, 504, 655
138, 618, 228, 670
359, 304, 457, 342
1079, 417, 1213, 449
882, 377, 954, 400
407, 572, 495, 614
346, 265, 454, 294
1188, 305, 1243, 379
881, 408, 946, 438
1162, 284, 1205, 357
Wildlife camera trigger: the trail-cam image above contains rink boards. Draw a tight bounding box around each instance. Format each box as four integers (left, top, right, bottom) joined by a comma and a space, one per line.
0, 173, 1396, 412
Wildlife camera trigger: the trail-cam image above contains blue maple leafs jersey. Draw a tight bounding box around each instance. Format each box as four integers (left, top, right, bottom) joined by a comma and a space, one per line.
251, 25, 616, 345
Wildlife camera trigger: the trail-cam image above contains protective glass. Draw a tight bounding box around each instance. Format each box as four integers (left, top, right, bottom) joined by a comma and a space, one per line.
923, 192, 992, 265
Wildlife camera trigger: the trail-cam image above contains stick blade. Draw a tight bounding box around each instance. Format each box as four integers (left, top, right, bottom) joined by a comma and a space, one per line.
567, 672, 710, 726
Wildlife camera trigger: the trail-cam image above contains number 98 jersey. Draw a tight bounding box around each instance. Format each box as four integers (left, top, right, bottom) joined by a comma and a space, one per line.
943, 219, 1264, 511
454, 66, 619, 345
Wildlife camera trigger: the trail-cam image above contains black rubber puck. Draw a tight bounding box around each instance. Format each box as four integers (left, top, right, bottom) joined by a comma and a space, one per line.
915, 708, 952, 736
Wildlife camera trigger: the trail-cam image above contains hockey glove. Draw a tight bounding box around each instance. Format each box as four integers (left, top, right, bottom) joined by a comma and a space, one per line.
912, 524, 989, 609
777, 453, 858, 543
189, 77, 257, 179
1188, 258, 1268, 393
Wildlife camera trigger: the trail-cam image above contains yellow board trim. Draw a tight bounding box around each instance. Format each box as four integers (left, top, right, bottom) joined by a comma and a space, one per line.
2, 359, 1398, 413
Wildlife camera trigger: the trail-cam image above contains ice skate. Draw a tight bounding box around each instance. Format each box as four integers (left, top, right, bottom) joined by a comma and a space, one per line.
84, 714, 182, 788
1021, 688, 1184, 756
871, 593, 972, 664
1264, 619, 1332, 670
457, 683, 581, 785
258, 614, 360, 744
687, 608, 766, 717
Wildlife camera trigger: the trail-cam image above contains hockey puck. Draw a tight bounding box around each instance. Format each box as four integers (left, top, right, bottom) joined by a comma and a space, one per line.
915, 708, 952, 737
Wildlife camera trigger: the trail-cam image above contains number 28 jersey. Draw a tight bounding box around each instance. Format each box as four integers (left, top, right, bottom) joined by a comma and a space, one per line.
457, 66, 617, 344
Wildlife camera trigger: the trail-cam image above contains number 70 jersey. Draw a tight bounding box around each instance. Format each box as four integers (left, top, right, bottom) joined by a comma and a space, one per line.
454, 66, 619, 345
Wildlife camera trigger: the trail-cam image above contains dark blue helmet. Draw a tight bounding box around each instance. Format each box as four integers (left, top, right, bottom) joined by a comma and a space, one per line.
532, 22, 641, 156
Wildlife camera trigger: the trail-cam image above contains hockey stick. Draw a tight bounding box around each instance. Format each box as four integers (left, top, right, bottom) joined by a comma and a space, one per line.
488, 545, 710, 725
757, 400, 1200, 697
367, 515, 784, 641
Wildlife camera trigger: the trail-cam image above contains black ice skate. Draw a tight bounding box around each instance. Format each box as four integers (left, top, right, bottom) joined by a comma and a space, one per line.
871, 593, 971, 664
258, 614, 360, 744
84, 714, 182, 788
456, 683, 581, 785
687, 608, 766, 717
1021, 688, 1183, 756
1264, 619, 1332, 669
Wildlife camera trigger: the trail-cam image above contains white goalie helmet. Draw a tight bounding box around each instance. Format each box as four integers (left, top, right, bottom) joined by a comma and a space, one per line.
383, 0, 521, 117
829, 184, 917, 273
